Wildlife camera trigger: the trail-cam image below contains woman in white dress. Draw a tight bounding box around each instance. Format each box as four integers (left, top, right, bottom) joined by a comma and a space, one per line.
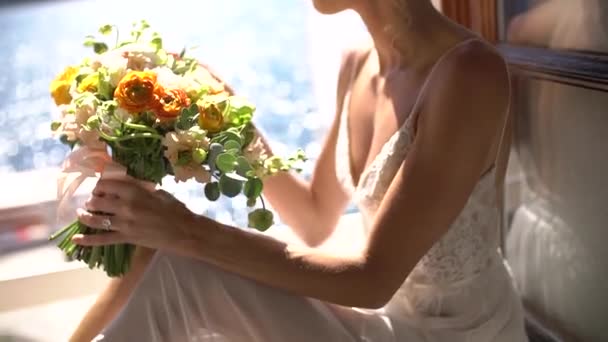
69, 0, 528, 341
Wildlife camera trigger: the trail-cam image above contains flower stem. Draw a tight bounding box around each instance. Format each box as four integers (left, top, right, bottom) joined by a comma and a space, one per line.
260, 196, 267, 210
49, 220, 77, 241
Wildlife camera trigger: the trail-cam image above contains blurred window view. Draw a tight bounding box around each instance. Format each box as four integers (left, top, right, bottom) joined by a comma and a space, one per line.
501, 0, 608, 341
505, 0, 608, 53
0, 0, 366, 277
0, 0, 367, 339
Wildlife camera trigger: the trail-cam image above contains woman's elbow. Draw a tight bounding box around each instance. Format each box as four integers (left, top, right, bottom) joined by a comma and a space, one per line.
347, 276, 399, 309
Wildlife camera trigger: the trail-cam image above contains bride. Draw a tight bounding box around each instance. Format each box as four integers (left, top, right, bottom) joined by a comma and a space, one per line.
69, 0, 527, 341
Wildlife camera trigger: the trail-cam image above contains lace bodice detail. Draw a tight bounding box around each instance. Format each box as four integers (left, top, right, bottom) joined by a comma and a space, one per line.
335, 93, 501, 288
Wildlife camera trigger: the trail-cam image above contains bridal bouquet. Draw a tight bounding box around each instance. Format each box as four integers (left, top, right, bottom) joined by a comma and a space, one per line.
48, 21, 306, 277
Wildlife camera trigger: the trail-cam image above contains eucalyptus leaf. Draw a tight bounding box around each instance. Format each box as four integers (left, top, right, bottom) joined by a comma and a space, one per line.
248, 209, 274, 231
223, 131, 242, 145
243, 178, 263, 199
219, 174, 242, 198
216, 153, 236, 173
204, 182, 220, 201
235, 156, 253, 177
207, 143, 224, 172
224, 140, 241, 152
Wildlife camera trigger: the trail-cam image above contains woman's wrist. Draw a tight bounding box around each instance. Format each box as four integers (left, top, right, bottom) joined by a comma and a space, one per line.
172, 212, 222, 258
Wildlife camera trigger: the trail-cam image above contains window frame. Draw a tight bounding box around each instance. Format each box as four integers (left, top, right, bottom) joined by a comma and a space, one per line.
442, 1, 608, 341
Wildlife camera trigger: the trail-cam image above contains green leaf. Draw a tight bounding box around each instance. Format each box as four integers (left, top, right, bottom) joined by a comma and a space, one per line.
99, 24, 113, 35
207, 143, 224, 172
246, 198, 256, 207
176, 103, 199, 130
223, 96, 255, 126
248, 209, 274, 231
150, 36, 163, 51
216, 153, 236, 173
93, 42, 109, 54
97, 72, 114, 100
219, 174, 242, 198
243, 178, 263, 199
224, 140, 241, 152
235, 156, 253, 177
242, 124, 256, 147
86, 115, 101, 129
223, 131, 242, 145
50, 121, 61, 131
83, 35, 96, 47
204, 182, 220, 201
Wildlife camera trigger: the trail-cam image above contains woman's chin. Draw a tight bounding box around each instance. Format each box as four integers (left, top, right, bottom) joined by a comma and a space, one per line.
312, 0, 349, 15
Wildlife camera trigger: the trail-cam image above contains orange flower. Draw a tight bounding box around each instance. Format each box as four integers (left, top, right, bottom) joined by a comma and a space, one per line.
198, 101, 224, 133
153, 85, 191, 119
114, 71, 158, 113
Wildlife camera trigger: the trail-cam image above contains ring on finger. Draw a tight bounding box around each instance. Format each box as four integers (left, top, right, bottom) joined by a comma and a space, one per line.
101, 217, 112, 231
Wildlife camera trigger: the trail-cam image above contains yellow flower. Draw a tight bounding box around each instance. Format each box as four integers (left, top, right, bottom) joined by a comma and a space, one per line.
114, 70, 158, 113
50, 66, 79, 106
197, 100, 224, 133
77, 73, 99, 93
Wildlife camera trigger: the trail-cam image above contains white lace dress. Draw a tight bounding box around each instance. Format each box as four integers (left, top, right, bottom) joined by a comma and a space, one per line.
95, 52, 527, 342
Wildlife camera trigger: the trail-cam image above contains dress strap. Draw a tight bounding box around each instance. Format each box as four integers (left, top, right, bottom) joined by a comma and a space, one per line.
403, 38, 482, 135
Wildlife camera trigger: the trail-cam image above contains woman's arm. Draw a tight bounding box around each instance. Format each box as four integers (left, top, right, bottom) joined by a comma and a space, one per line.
78, 41, 510, 309
180, 42, 509, 308
69, 247, 155, 342
257, 48, 366, 246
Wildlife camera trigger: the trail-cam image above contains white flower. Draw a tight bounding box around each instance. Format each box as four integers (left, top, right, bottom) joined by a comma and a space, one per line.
162, 130, 211, 183
73, 95, 98, 125
118, 43, 163, 71
90, 50, 129, 87
154, 67, 181, 88
54, 105, 104, 149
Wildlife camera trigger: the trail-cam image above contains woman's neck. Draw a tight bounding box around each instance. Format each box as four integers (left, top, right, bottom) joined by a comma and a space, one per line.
353, 0, 463, 74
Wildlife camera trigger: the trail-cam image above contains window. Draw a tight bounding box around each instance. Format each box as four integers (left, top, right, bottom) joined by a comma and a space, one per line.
504, 0, 608, 54
499, 1, 607, 341
442, 1, 607, 341
0, 1, 366, 340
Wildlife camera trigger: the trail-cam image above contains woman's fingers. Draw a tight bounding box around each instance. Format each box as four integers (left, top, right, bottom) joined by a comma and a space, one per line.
85, 195, 121, 215
77, 208, 123, 232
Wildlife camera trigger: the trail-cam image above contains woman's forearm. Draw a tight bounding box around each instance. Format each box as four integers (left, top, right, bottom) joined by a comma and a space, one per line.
254, 133, 346, 246
175, 216, 386, 309
69, 247, 156, 342
262, 172, 337, 244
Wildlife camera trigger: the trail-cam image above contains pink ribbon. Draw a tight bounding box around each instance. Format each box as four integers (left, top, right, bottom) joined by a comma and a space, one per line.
56, 145, 126, 221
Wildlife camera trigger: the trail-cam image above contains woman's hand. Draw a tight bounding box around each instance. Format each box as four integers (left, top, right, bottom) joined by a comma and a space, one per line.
73, 178, 197, 250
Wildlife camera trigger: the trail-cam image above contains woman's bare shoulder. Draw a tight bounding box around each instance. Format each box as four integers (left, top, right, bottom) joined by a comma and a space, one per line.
336, 44, 373, 101
441, 39, 509, 94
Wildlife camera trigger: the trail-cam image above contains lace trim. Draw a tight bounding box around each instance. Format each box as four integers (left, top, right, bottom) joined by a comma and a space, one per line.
345, 121, 501, 286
